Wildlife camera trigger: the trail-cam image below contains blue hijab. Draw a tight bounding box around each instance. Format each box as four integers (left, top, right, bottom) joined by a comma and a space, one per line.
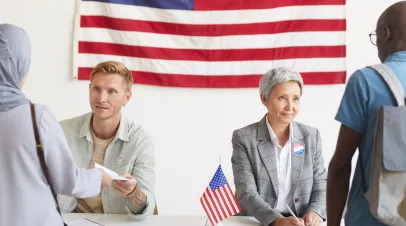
0, 24, 30, 112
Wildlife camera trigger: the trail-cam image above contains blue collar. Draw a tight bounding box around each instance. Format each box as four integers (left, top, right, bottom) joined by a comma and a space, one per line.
385, 50, 406, 62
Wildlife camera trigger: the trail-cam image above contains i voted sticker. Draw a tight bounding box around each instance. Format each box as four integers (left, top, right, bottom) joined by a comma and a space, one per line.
294, 144, 305, 155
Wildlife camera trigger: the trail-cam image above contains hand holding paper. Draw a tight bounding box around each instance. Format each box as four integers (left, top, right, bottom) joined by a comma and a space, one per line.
95, 163, 136, 182
112, 172, 138, 197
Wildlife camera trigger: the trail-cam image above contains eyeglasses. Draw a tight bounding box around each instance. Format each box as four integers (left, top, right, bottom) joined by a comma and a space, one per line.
369, 24, 385, 46
369, 32, 377, 46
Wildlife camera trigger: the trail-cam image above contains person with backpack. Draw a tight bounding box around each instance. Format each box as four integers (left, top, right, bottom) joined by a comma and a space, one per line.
327, 1, 406, 226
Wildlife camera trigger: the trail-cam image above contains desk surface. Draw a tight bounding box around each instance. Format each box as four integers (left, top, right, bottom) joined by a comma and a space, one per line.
63, 213, 333, 226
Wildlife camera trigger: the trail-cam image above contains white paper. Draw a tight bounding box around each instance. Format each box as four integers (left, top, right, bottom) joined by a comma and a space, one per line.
67, 218, 103, 226
95, 163, 136, 182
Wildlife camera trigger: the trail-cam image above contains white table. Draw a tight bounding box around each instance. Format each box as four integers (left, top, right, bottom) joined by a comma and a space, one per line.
63, 213, 260, 225
63, 213, 335, 226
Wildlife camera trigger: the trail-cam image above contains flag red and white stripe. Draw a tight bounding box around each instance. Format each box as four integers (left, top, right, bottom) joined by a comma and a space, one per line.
200, 166, 241, 225
74, 0, 346, 88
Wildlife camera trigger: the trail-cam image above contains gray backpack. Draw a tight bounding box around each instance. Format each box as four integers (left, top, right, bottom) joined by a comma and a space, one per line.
364, 64, 406, 225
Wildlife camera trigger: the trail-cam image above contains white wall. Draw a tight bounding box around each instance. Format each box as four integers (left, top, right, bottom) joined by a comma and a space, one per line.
0, 0, 401, 216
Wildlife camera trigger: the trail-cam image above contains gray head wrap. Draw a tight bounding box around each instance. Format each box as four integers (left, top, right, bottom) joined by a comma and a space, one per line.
0, 23, 31, 112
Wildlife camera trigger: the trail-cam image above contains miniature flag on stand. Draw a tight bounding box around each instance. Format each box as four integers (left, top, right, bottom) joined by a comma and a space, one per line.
200, 165, 241, 226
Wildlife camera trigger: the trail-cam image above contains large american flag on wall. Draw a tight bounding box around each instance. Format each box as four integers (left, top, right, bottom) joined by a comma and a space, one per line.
73, 0, 346, 88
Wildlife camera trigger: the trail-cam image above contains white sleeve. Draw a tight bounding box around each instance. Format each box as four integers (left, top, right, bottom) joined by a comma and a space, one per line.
37, 105, 101, 198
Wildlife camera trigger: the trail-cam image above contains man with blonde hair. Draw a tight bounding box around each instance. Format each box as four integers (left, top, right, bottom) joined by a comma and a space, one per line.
58, 61, 155, 217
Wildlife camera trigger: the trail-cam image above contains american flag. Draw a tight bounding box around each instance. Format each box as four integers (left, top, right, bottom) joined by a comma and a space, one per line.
200, 165, 241, 226
74, 0, 346, 88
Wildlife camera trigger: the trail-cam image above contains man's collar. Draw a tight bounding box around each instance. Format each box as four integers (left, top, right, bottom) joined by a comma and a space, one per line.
78, 112, 130, 142
385, 50, 406, 63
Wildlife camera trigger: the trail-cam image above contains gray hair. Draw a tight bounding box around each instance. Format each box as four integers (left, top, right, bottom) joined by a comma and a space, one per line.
259, 67, 303, 102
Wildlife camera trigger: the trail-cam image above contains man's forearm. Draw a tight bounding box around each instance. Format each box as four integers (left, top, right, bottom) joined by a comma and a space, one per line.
126, 186, 147, 214
327, 164, 351, 226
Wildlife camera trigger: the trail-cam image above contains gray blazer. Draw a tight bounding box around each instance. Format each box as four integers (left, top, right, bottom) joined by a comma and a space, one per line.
231, 116, 326, 226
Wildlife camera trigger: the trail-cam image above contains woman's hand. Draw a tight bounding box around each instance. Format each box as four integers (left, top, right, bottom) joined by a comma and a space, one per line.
303, 211, 323, 226
273, 217, 305, 226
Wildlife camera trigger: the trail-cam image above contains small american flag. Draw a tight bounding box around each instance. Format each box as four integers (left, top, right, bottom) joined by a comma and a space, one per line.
74, 0, 346, 88
200, 165, 241, 226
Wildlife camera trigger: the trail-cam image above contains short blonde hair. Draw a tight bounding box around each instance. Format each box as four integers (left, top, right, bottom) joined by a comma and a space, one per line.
90, 61, 133, 90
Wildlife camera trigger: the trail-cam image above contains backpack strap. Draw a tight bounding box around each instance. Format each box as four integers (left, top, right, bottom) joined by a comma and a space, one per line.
30, 103, 67, 226
368, 64, 406, 106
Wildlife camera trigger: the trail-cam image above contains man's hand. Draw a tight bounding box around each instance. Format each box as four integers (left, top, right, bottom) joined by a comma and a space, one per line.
112, 172, 137, 196
303, 211, 322, 226
273, 217, 305, 226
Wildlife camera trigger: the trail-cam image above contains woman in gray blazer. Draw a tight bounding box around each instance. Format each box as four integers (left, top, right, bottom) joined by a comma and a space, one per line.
231, 67, 326, 226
